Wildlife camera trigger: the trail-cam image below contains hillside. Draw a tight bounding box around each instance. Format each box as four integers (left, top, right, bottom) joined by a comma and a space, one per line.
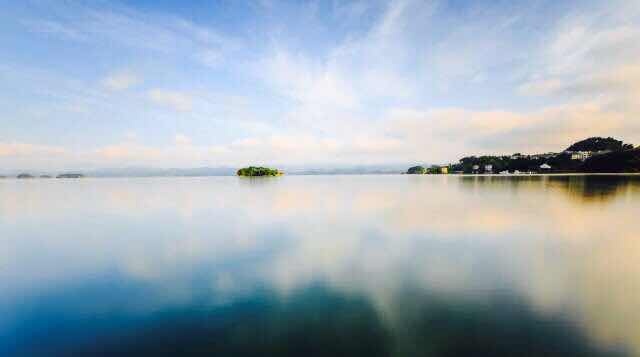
582, 148, 640, 173
565, 137, 634, 152
438, 137, 639, 174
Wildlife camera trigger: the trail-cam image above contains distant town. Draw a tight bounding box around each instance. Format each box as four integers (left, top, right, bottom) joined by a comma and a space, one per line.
407, 137, 640, 175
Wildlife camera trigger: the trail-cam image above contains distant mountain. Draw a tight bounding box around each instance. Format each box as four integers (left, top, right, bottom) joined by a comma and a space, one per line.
56, 173, 84, 178
0, 165, 412, 178
89, 167, 237, 177
285, 165, 408, 175
88, 165, 409, 177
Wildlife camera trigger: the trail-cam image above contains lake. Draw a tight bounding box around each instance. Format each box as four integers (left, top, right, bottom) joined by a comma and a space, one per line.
1, 175, 639, 356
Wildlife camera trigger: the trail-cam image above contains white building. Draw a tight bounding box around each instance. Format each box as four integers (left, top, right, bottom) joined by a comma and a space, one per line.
540, 163, 551, 170
569, 151, 591, 161
484, 164, 493, 173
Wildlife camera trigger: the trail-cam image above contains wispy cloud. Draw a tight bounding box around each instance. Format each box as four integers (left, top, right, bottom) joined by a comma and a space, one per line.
174, 134, 192, 146
386, 101, 640, 160
102, 71, 140, 91
21, 19, 88, 41
0, 142, 67, 157
2, 0, 640, 169
519, 3, 640, 99
148, 89, 193, 112
21, 1, 243, 66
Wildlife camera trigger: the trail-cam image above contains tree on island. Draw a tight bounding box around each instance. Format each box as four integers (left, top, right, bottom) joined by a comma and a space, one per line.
237, 166, 283, 177
565, 137, 634, 152
407, 166, 426, 174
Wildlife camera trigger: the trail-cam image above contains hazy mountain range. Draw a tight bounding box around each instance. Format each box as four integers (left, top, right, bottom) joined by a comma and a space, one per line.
0, 164, 413, 177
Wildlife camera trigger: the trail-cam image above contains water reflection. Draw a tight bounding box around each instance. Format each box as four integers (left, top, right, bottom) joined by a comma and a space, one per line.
3, 281, 622, 356
458, 174, 640, 203
1, 175, 639, 356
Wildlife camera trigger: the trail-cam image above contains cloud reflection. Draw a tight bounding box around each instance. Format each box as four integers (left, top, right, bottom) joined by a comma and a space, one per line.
1, 175, 639, 355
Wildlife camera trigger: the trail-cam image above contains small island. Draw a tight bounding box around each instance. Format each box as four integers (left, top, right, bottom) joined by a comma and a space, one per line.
17, 173, 35, 179
237, 166, 283, 177
56, 173, 85, 179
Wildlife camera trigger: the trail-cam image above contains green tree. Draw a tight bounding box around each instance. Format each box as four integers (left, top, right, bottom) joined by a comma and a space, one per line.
565, 137, 633, 152
237, 166, 283, 176
406, 166, 426, 174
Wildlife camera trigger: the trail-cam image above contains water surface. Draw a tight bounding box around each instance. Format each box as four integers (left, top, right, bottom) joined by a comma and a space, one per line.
1, 175, 639, 356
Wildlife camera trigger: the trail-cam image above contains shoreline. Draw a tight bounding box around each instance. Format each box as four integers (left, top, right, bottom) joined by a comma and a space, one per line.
2, 172, 640, 179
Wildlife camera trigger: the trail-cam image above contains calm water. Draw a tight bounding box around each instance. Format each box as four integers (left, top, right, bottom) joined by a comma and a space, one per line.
1, 175, 640, 356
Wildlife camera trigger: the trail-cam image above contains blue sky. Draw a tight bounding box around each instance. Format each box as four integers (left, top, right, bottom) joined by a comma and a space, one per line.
1, 0, 639, 169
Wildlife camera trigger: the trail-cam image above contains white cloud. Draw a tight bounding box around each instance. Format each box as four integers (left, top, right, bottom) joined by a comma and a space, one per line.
385, 101, 640, 161
102, 71, 140, 91
5, 0, 640, 168
518, 79, 564, 96
124, 131, 138, 141
259, 50, 359, 110
195, 49, 223, 68
231, 138, 262, 149
0, 142, 71, 171
95, 143, 162, 161
174, 134, 192, 146
520, 65, 640, 97
2, 94, 639, 169
519, 3, 640, 100
148, 89, 193, 112
0, 142, 67, 157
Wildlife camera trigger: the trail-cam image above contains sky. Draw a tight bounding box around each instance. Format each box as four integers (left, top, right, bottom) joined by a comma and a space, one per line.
1, 0, 639, 170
